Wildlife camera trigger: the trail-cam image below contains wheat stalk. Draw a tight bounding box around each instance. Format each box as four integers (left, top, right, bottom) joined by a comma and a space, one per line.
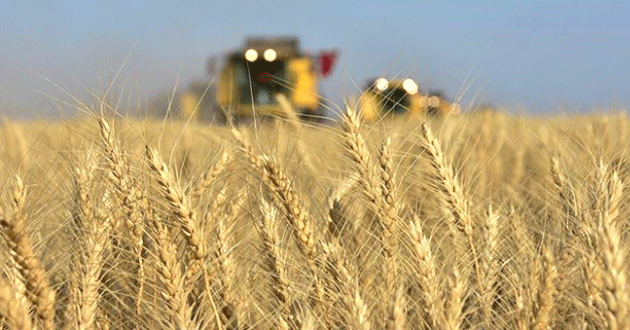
389, 283, 406, 330
214, 194, 249, 328
145, 146, 206, 260
479, 206, 500, 324
378, 137, 400, 296
593, 164, 629, 330
65, 158, 112, 330
339, 106, 381, 214
419, 122, 473, 241
257, 198, 296, 329
445, 267, 466, 330
325, 173, 358, 238
258, 155, 325, 305
0, 118, 29, 169
8, 105, 630, 330
408, 217, 444, 328
231, 126, 324, 305
550, 154, 585, 238
145, 145, 223, 329
530, 247, 557, 330
0, 281, 34, 330
97, 116, 145, 321
275, 93, 318, 178
150, 218, 199, 330
0, 176, 55, 330
341, 106, 400, 317
419, 122, 481, 298
190, 149, 232, 202
321, 240, 372, 330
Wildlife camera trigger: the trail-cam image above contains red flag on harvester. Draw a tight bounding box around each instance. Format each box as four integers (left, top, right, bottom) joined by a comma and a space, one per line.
316, 50, 338, 78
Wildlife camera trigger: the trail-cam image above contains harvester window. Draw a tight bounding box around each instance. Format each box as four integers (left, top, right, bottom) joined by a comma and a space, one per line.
382, 87, 411, 114
234, 57, 288, 105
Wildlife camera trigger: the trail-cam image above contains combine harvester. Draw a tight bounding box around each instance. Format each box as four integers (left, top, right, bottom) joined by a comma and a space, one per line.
358, 77, 461, 120
181, 36, 338, 123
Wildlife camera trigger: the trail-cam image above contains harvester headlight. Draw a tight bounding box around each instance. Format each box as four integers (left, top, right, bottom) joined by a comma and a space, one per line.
245, 49, 258, 62
263, 48, 277, 62
402, 78, 418, 95
375, 78, 388, 91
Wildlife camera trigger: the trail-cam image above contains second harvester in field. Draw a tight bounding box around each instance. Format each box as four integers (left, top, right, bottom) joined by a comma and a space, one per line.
358, 77, 461, 120
181, 36, 338, 123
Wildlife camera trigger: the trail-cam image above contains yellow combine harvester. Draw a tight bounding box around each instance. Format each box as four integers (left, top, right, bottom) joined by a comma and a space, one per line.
358, 77, 461, 120
181, 36, 337, 123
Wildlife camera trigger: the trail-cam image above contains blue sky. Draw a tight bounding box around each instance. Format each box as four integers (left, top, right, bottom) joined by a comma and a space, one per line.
1, 0, 629, 118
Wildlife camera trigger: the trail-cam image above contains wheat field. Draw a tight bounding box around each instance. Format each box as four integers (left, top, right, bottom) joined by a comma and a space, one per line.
0, 106, 629, 329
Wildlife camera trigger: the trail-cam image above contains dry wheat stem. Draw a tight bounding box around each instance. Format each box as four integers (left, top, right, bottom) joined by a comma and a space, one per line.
232, 127, 323, 306
97, 117, 146, 321
1, 257, 28, 321
275, 93, 318, 178
234, 127, 331, 323
66, 162, 113, 330
378, 136, 399, 232
594, 165, 629, 330
513, 276, 529, 330
445, 267, 466, 330
151, 218, 199, 330
550, 154, 584, 238
379, 137, 400, 294
321, 240, 372, 330
146, 146, 206, 260
408, 218, 444, 328
0, 281, 33, 330
97, 117, 143, 233
339, 106, 382, 214
71, 152, 95, 231
389, 283, 406, 330
231, 127, 263, 171
419, 122, 482, 296
260, 156, 316, 260
341, 107, 400, 304
214, 196, 249, 328
479, 207, 500, 323
582, 255, 604, 329
145, 145, 223, 329
419, 122, 473, 240
0, 176, 55, 330
325, 173, 358, 238
7, 109, 630, 330
530, 247, 557, 330
258, 155, 326, 308
190, 149, 232, 202
257, 199, 295, 329
0, 118, 29, 168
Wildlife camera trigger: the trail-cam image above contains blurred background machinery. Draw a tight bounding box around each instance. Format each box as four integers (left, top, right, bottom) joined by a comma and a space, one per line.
358, 77, 461, 120
181, 36, 338, 123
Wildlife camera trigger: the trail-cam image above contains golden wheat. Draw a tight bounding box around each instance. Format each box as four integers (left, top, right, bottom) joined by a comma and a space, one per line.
0, 176, 55, 330
0, 107, 629, 330
0, 281, 33, 330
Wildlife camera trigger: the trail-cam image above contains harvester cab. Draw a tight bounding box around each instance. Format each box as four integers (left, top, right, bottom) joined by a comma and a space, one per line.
358, 77, 461, 120
181, 36, 338, 123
